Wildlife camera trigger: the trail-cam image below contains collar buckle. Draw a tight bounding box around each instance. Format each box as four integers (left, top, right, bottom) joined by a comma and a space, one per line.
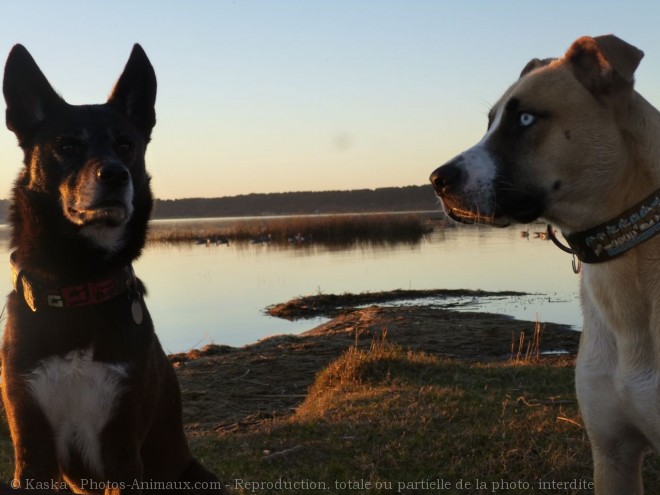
547, 225, 581, 274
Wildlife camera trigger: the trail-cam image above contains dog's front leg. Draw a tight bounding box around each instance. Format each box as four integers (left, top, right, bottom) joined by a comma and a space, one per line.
590, 440, 645, 495
2, 389, 61, 486
577, 364, 646, 494
98, 458, 144, 495
97, 446, 144, 495
98, 409, 146, 494
12, 438, 62, 490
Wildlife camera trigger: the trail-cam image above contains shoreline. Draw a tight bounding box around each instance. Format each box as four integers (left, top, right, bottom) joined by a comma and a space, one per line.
172, 290, 580, 434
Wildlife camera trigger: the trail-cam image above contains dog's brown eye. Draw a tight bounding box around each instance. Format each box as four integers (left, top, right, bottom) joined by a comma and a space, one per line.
116, 140, 134, 155
57, 138, 80, 155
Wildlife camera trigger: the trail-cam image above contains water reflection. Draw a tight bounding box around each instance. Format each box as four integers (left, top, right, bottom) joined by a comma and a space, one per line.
0, 221, 582, 353
136, 222, 581, 352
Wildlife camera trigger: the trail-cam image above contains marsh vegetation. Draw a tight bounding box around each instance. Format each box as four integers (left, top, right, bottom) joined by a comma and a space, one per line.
147, 212, 436, 247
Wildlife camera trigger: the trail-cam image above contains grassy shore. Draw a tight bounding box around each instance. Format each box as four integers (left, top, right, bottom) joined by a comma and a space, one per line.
1, 348, 572, 491
187, 342, 660, 494
147, 212, 435, 246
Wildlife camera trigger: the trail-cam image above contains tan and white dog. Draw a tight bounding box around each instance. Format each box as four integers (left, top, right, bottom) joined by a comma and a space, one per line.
430, 35, 660, 494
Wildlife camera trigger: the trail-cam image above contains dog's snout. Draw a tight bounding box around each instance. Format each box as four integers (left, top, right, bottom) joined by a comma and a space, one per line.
430, 161, 462, 193
97, 163, 130, 187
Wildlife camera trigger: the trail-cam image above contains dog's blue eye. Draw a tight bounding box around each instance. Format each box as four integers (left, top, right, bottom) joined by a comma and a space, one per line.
519, 112, 536, 127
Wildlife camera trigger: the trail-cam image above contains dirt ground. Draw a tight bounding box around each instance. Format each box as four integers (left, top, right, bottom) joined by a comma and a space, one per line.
174, 291, 580, 436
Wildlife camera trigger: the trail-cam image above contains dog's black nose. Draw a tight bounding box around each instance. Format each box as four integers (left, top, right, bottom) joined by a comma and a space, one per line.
430, 162, 462, 193
98, 163, 130, 187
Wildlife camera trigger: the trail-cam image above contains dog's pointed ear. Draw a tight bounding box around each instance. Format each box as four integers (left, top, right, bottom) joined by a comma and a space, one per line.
107, 44, 157, 141
3, 44, 65, 142
565, 35, 644, 94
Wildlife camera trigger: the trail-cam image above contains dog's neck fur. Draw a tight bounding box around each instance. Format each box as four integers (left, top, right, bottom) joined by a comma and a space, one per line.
556, 92, 660, 264
580, 91, 660, 335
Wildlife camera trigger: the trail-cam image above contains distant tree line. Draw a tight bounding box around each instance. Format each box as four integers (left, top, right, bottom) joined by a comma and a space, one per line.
151, 185, 437, 219
0, 185, 439, 223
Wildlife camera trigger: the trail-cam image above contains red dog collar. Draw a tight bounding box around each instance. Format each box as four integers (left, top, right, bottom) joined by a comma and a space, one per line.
10, 252, 139, 312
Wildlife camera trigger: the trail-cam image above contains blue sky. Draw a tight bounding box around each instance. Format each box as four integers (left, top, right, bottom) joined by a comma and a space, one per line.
2, 1, 660, 200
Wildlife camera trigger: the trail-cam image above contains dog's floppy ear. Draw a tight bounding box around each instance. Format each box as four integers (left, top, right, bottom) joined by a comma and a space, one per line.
519, 58, 556, 78
3, 44, 65, 143
107, 44, 157, 141
565, 35, 644, 94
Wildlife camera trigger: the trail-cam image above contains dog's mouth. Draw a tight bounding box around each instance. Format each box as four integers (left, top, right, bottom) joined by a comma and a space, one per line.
441, 197, 509, 227
65, 201, 133, 228
431, 150, 547, 228
439, 189, 544, 228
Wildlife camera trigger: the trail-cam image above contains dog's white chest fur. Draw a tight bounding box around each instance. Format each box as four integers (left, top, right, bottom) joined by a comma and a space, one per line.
26, 348, 128, 477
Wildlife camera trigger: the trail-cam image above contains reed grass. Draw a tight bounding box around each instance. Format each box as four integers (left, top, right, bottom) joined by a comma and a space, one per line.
147, 213, 434, 247
510, 319, 544, 365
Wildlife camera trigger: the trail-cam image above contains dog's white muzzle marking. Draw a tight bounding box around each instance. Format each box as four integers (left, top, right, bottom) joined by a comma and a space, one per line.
438, 105, 504, 221
26, 348, 128, 477
459, 104, 503, 200
78, 180, 134, 252
457, 145, 497, 205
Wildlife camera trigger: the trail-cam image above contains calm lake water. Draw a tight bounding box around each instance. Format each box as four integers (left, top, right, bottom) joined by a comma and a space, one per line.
0, 220, 582, 353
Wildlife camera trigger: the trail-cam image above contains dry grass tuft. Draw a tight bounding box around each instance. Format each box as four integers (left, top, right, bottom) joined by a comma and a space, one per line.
509, 319, 544, 365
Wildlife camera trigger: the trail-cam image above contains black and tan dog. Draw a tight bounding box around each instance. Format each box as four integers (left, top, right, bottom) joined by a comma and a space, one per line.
431, 35, 660, 494
2, 45, 222, 492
